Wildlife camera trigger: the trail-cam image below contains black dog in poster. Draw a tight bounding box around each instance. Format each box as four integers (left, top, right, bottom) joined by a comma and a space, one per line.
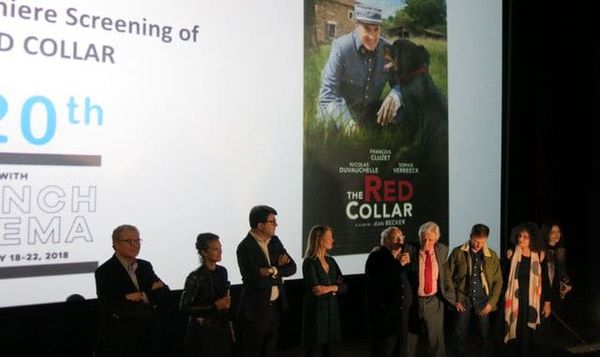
385, 38, 448, 145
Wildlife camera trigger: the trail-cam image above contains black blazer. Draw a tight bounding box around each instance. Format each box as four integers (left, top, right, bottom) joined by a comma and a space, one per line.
95, 254, 170, 323
236, 233, 297, 321
364, 245, 414, 334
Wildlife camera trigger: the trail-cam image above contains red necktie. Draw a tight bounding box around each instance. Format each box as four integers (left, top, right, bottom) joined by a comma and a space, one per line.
424, 250, 433, 294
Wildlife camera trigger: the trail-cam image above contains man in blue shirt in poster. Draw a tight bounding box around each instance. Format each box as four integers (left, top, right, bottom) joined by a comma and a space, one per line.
318, 3, 403, 131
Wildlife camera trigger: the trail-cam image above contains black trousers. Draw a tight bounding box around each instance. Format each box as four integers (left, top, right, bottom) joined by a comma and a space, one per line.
184, 320, 232, 357
304, 343, 332, 357
369, 311, 410, 357
97, 319, 160, 357
241, 303, 280, 357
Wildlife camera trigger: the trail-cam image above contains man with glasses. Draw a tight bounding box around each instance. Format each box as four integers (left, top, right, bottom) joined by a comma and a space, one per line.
236, 205, 297, 357
365, 226, 414, 357
95, 224, 170, 356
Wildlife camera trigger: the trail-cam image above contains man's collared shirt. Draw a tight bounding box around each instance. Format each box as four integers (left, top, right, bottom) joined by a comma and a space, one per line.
250, 231, 279, 302
469, 249, 486, 303
114, 253, 150, 303
115, 253, 140, 290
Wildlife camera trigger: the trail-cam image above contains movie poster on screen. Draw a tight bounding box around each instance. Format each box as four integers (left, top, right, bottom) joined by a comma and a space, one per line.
303, 0, 449, 254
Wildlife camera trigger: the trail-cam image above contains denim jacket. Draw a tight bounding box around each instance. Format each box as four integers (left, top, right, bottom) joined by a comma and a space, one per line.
318, 31, 400, 126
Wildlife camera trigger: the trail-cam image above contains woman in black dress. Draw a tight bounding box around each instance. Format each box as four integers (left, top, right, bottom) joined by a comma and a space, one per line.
302, 225, 347, 357
180, 233, 233, 357
503, 222, 551, 357
541, 221, 572, 312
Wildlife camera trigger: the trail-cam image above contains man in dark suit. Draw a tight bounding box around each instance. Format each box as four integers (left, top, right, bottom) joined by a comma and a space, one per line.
236, 205, 297, 357
365, 226, 414, 357
406, 221, 450, 357
95, 224, 170, 357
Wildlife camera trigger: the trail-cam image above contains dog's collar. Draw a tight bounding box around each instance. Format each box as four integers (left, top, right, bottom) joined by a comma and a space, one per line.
397, 66, 429, 85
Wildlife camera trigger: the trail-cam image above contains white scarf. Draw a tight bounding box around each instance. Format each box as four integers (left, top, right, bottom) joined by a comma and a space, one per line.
503, 246, 542, 342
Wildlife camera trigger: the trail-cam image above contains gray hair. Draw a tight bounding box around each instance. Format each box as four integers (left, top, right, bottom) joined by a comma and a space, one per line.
112, 224, 138, 242
418, 221, 440, 241
380, 226, 400, 246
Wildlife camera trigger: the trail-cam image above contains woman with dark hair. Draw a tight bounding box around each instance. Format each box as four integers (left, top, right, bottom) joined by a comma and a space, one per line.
302, 225, 347, 357
180, 233, 232, 357
541, 222, 572, 311
503, 222, 552, 356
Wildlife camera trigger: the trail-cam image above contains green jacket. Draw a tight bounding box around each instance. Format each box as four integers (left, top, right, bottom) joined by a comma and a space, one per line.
443, 241, 503, 311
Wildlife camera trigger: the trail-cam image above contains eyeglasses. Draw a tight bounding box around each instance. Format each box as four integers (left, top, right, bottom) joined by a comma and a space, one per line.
265, 220, 278, 225
117, 239, 142, 245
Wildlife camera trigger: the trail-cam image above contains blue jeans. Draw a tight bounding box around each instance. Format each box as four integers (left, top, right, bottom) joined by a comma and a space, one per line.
453, 299, 490, 357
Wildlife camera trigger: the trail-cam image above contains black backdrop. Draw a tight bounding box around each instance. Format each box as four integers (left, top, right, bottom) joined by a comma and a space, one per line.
502, 0, 600, 344
1, 1, 599, 355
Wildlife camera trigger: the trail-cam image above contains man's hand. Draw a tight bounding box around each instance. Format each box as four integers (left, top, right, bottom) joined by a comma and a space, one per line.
312, 285, 337, 296
214, 295, 231, 310
277, 254, 290, 266
259, 267, 272, 277
399, 252, 411, 266
455, 302, 466, 312
151, 280, 165, 290
125, 291, 144, 302
479, 303, 493, 316
377, 91, 401, 126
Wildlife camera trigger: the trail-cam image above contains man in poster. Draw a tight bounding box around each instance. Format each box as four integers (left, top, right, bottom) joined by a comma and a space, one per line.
318, 3, 402, 130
